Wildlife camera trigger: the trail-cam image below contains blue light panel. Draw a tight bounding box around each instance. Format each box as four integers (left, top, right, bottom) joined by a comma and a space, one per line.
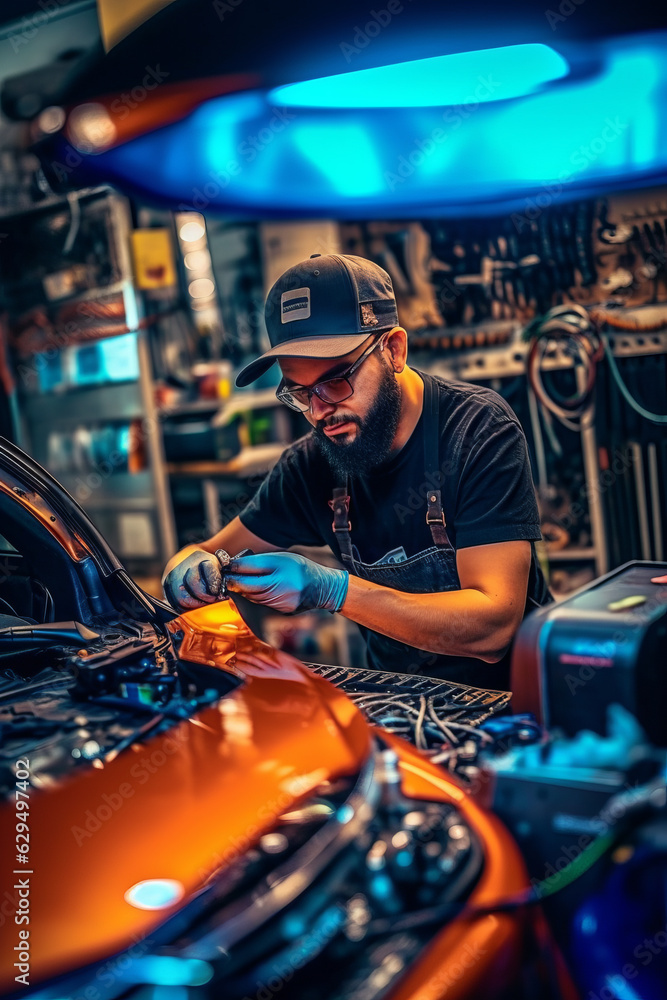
269, 44, 569, 108
66, 34, 667, 218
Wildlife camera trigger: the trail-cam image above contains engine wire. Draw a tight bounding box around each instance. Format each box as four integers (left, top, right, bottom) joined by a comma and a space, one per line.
365, 776, 665, 938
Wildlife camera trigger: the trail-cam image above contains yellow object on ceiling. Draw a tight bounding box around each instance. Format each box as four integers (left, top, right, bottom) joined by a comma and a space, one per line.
97, 0, 177, 51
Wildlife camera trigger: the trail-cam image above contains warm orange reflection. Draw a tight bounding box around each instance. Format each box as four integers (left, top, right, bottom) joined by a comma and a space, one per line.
0, 599, 532, 1000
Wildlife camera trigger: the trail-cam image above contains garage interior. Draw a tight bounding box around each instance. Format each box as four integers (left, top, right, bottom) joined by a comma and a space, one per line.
0, 2, 666, 999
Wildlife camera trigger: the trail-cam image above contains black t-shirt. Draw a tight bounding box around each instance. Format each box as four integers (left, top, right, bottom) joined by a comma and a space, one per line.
239, 372, 551, 672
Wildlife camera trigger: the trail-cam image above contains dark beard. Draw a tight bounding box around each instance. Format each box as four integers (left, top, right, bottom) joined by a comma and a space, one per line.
313, 363, 402, 479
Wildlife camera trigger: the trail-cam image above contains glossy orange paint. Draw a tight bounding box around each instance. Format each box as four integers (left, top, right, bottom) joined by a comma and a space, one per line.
0, 600, 371, 994
0, 598, 530, 999
380, 732, 529, 1000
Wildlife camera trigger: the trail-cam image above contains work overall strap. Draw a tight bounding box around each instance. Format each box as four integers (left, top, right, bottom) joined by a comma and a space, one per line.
329, 484, 354, 561
328, 373, 451, 556
423, 374, 451, 547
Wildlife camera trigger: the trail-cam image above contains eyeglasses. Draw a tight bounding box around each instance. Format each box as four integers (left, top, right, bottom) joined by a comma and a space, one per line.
276, 333, 387, 413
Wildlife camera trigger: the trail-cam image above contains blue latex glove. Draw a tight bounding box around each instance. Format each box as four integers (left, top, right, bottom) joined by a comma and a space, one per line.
225, 552, 349, 614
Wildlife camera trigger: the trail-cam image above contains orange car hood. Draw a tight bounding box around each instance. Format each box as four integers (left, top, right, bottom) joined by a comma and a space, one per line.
0, 600, 371, 994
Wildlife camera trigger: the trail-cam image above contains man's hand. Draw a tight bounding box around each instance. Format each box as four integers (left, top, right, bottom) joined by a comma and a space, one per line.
225, 552, 349, 614
163, 548, 224, 610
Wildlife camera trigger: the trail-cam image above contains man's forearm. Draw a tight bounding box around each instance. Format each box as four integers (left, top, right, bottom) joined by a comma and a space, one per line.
339, 575, 515, 663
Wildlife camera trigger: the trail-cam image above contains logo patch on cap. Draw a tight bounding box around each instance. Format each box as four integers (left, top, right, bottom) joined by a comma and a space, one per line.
360, 302, 378, 326
281, 286, 311, 323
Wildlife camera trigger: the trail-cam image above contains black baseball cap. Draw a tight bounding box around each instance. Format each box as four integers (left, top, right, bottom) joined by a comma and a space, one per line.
235, 253, 399, 387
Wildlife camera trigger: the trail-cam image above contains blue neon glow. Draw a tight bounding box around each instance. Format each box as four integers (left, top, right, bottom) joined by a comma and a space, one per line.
99, 332, 140, 383
281, 913, 307, 939
124, 879, 184, 910
292, 123, 384, 197
270, 44, 569, 108
370, 873, 394, 900
116, 957, 213, 987
336, 803, 354, 824
604, 975, 641, 1000
65, 34, 667, 218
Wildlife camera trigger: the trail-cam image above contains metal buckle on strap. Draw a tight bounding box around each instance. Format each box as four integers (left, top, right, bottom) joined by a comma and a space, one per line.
426, 491, 446, 526
329, 494, 351, 533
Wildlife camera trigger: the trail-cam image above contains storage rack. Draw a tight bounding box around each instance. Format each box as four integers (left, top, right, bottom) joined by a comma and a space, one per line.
10, 189, 177, 574
414, 317, 667, 579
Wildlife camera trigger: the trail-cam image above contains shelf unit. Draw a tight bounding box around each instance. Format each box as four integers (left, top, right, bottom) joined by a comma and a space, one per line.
165, 391, 295, 545
12, 189, 177, 575
417, 312, 667, 579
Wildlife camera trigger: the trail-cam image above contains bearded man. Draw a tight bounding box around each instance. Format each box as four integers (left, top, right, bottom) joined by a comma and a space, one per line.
162, 254, 552, 688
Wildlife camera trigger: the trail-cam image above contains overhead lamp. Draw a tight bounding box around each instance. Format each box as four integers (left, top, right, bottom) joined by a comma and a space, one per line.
269, 43, 569, 109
